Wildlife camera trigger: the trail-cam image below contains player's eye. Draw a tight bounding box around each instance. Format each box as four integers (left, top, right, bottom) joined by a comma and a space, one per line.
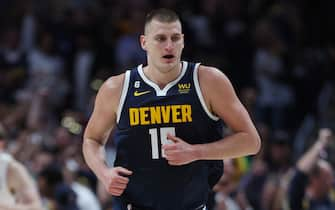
171, 35, 181, 42
155, 36, 166, 42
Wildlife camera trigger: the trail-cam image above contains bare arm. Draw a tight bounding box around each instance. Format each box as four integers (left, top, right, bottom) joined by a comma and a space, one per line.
297, 128, 332, 173
196, 66, 261, 159
0, 160, 43, 210
164, 66, 261, 165
82, 74, 132, 196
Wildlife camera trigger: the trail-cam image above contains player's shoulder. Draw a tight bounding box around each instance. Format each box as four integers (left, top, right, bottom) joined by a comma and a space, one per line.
97, 73, 126, 98
93, 73, 128, 112
103, 73, 126, 91
197, 64, 231, 85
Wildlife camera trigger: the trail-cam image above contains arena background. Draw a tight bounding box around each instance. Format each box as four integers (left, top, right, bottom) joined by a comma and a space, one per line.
0, 0, 334, 210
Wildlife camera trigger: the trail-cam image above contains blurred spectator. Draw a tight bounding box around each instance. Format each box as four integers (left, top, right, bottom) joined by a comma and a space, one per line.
63, 162, 102, 210
30, 147, 55, 175
236, 129, 293, 210
0, 1, 334, 209
214, 159, 241, 210
23, 30, 69, 109
236, 157, 268, 210
55, 183, 79, 210
0, 26, 27, 103
114, 10, 146, 71
20, 1, 36, 53
0, 124, 43, 210
38, 164, 78, 210
288, 128, 335, 210
262, 131, 293, 210
73, 32, 96, 112
292, 48, 329, 125
253, 19, 294, 130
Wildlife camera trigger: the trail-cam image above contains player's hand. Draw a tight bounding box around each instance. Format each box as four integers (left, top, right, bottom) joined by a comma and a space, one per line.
317, 128, 333, 149
162, 134, 198, 165
102, 167, 132, 196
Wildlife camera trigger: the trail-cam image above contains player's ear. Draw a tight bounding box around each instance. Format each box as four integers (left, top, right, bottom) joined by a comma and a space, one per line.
181, 34, 185, 49
140, 35, 147, 51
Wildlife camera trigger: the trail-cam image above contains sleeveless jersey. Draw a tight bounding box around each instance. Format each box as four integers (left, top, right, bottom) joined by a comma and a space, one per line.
114, 61, 223, 210
0, 152, 15, 204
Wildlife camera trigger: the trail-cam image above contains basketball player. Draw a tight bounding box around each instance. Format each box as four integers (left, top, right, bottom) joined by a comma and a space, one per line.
0, 127, 43, 210
83, 8, 261, 210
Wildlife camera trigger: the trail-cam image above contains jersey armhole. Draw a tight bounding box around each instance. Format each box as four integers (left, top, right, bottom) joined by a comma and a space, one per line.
116, 70, 131, 123
193, 63, 220, 121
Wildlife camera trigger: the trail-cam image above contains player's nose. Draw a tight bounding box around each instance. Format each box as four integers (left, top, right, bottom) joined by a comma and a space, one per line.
164, 39, 174, 51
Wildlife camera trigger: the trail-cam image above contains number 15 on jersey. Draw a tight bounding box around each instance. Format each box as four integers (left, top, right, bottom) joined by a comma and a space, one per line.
149, 127, 175, 159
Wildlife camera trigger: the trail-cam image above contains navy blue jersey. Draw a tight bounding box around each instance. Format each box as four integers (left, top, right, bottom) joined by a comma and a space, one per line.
114, 61, 223, 210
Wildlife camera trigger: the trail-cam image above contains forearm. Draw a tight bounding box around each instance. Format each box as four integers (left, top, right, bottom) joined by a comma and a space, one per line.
82, 138, 110, 180
194, 132, 260, 160
298, 128, 332, 173
297, 140, 324, 173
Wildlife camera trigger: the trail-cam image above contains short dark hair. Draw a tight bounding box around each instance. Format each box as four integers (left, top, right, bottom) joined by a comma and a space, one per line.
144, 8, 181, 33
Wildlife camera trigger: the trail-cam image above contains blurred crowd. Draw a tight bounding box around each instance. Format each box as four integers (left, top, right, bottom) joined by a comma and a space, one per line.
0, 0, 334, 210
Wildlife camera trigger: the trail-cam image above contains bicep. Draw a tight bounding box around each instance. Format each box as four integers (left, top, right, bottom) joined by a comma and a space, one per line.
215, 91, 253, 132
206, 71, 256, 133
84, 85, 118, 145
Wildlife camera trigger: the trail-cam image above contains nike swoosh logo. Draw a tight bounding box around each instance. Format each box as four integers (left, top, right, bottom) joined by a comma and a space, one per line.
134, 90, 151, 96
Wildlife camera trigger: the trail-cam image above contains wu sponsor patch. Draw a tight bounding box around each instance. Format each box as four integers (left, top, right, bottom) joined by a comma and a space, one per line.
178, 83, 191, 94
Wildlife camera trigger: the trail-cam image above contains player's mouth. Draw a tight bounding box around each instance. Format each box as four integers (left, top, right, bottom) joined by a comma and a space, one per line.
162, 54, 175, 62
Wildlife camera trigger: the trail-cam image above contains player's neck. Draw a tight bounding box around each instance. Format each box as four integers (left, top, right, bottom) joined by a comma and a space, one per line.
143, 63, 182, 89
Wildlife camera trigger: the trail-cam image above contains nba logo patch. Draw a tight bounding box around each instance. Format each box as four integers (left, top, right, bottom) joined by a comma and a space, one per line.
134, 81, 140, 88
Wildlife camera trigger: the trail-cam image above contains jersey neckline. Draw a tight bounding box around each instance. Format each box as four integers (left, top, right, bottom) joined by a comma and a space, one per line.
137, 61, 188, 96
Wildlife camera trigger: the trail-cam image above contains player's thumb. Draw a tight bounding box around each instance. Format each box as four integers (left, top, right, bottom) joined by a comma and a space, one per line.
116, 167, 133, 176
167, 133, 180, 143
